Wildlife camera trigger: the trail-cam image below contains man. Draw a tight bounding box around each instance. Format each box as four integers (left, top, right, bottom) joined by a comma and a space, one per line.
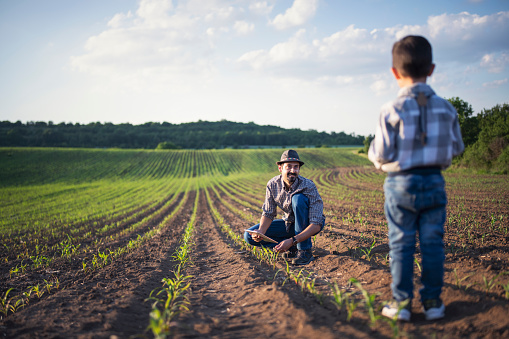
244, 149, 325, 265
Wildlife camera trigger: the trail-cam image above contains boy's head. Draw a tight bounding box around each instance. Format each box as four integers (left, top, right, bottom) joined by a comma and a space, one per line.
392, 35, 433, 79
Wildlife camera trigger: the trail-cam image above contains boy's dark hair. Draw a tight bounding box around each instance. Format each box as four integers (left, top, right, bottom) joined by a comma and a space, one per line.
392, 35, 433, 78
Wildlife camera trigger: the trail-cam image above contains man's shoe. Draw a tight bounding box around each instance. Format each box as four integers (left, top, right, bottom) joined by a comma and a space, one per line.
282, 246, 298, 259
422, 299, 445, 321
292, 249, 314, 265
381, 299, 411, 322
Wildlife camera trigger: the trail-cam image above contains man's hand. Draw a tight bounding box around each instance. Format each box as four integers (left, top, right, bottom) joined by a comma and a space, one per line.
253, 216, 272, 242
274, 238, 293, 252
251, 231, 264, 242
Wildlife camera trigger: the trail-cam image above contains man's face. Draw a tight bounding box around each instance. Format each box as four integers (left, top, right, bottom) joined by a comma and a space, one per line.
278, 161, 300, 186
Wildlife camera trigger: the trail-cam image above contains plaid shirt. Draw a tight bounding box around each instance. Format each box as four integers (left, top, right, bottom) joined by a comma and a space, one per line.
368, 83, 464, 172
262, 175, 325, 226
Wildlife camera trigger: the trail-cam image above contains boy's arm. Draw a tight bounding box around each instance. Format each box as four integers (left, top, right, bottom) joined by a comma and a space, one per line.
368, 109, 397, 168
451, 113, 465, 157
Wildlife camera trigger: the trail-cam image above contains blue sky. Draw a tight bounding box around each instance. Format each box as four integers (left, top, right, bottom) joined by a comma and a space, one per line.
1, 0, 508, 136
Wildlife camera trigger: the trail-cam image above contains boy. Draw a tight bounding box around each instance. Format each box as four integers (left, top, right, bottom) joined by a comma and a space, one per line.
368, 35, 464, 321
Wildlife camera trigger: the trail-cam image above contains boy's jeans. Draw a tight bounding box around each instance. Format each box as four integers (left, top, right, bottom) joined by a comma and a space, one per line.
384, 173, 447, 303
244, 194, 321, 250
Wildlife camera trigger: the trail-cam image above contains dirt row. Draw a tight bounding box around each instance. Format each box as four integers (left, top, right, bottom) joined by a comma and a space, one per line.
1, 192, 195, 338
2, 176, 509, 338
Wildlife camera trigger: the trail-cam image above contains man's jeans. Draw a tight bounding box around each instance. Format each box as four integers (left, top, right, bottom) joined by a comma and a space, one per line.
384, 173, 447, 302
244, 194, 321, 251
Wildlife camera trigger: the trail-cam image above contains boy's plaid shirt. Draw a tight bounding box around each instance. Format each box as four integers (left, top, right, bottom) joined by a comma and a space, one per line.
368, 83, 464, 172
262, 175, 325, 226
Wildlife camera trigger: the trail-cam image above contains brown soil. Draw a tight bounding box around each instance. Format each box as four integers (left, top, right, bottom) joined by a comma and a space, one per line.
1, 168, 508, 338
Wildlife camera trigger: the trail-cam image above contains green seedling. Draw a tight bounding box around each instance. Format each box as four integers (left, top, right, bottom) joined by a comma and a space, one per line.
381, 299, 409, 339
414, 258, 422, 272
330, 282, 347, 310
350, 278, 379, 328
453, 268, 474, 290
1, 288, 14, 318
345, 293, 358, 322
500, 281, 509, 300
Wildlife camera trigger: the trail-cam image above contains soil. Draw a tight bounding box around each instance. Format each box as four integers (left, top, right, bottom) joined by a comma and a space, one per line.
1, 167, 508, 338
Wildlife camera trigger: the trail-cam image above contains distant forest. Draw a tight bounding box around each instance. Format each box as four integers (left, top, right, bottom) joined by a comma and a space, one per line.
0, 120, 364, 149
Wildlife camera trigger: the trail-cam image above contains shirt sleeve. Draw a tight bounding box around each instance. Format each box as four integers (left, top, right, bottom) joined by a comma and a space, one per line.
304, 181, 324, 225
368, 107, 398, 169
261, 184, 277, 220
451, 112, 465, 157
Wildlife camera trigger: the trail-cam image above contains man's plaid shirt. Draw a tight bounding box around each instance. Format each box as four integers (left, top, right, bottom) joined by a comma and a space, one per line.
368, 83, 464, 172
262, 175, 325, 226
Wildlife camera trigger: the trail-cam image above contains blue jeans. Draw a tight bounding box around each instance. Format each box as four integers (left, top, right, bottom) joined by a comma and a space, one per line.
244, 194, 322, 250
384, 173, 447, 303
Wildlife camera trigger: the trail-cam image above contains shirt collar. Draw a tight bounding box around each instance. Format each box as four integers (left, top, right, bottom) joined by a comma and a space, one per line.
397, 83, 435, 99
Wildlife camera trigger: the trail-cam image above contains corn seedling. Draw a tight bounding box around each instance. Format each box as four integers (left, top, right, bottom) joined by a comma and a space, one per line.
345, 293, 358, 322
414, 258, 422, 272
381, 299, 409, 339
350, 278, 379, 328
477, 274, 502, 295
306, 277, 324, 305
30, 284, 44, 298
360, 239, 376, 261
330, 282, 348, 310
1, 288, 14, 318
500, 281, 509, 299
453, 268, 474, 290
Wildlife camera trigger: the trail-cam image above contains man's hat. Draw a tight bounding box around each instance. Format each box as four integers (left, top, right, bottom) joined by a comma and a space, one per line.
276, 149, 304, 166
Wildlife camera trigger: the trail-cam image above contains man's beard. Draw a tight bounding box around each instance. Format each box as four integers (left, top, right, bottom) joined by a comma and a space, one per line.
287, 174, 297, 184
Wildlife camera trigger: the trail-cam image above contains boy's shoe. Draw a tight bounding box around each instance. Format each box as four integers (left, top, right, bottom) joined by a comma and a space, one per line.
292, 249, 314, 265
282, 246, 298, 259
422, 299, 445, 321
381, 299, 411, 322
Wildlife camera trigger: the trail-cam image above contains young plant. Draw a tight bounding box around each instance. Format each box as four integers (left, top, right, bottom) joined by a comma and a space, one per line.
330, 282, 347, 310
345, 293, 358, 322
452, 268, 474, 290
1, 288, 14, 318
349, 278, 379, 328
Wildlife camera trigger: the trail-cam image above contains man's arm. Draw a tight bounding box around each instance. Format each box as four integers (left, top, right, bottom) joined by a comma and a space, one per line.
251, 215, 273, 242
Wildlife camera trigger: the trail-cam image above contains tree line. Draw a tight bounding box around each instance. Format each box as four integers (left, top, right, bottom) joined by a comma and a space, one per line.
0, 119, 364, 150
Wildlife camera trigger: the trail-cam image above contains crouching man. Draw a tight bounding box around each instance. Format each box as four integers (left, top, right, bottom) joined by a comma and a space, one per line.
244, 150, 325, 265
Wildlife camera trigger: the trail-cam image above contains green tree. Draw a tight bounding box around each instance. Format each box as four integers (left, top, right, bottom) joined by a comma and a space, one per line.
447, 97, 480, 147
359, 134, 374, 154
156, 141, 180, 150
461, 103, 508, 173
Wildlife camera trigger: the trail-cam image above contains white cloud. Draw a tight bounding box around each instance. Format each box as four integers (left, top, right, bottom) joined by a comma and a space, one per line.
480, 53, 509, 73
270, 0, 318, 30
136, 0, 174, 28
370, 79, 389, 95
483, 78, 508, 88
427, 11, 509, 61
234, 20, 254, 35
238, 11, 509, 83
249, 1, 273, 16
107, 11, 133, 28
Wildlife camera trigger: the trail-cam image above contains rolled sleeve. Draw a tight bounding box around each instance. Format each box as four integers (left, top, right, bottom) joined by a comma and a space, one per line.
368, 108, 398, 168
307, 186, 324, 225
261, 186, 277, 220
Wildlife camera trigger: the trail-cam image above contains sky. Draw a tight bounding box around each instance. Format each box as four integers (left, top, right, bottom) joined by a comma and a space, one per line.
1, 0, 508, 136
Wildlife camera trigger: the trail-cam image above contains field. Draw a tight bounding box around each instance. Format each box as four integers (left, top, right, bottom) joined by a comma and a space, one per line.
1, 147, 508, 338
